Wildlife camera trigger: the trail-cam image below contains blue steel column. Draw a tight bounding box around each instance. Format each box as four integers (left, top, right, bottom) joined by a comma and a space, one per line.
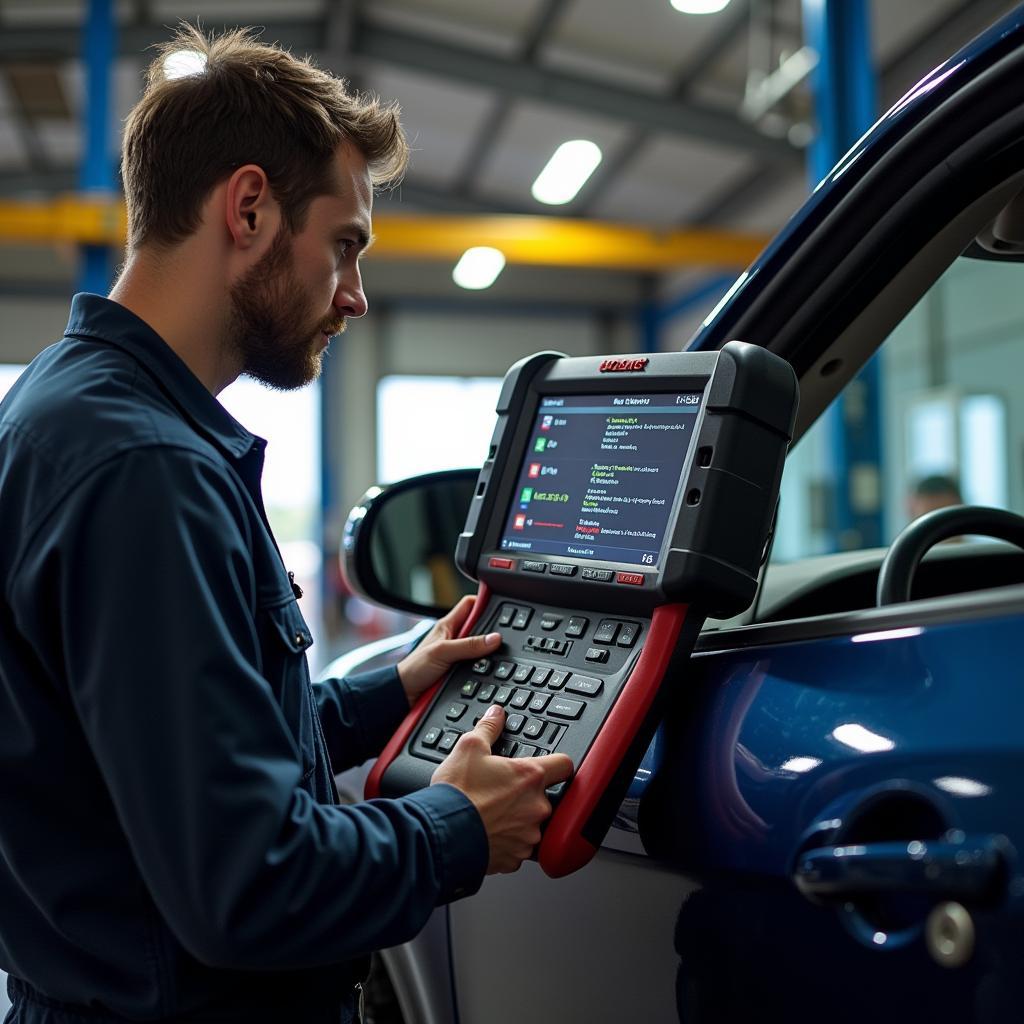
803, 0, 883, 550
78, 0, 116, 295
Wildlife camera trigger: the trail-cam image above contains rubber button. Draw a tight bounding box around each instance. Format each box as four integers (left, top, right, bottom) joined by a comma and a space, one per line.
489, 557, 514, 569
616, 572, 645, 586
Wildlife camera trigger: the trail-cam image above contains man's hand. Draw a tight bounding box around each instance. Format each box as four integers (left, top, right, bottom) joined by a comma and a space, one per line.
432, 706, 574, 874
396, 595, 501, 707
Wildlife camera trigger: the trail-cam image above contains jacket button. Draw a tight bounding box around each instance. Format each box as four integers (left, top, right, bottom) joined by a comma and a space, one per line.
295, 632, 305, 646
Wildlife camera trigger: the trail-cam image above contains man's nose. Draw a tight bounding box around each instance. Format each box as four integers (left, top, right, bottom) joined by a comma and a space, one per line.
335, 272, 368, 318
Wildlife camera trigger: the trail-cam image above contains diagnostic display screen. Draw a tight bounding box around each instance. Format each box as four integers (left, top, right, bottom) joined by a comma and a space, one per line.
498, 391, 703, 567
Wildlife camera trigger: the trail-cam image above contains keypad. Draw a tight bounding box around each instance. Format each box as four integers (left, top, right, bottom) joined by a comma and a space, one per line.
438, 731, 460, 753
528, 693, 550, 713
548, 670, 570, 689
565, 675, 602, 697
445, 702, 468, 721
414, 604, 649, 771
548, 697, 585, 720
510, 688, 531, 710
511, 608, 533, 630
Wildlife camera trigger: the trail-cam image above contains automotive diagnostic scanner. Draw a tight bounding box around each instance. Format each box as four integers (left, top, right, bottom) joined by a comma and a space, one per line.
366, 342, 798, 877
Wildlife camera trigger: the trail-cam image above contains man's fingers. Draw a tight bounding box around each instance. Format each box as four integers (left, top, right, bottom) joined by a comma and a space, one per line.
536, 753, 574, 787
437, 632, 501, 662
439, 594, 477, 632
472, 704, 505, 744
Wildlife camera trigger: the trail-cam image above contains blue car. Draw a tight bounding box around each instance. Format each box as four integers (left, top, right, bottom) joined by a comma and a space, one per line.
337, 7, 1024, 1022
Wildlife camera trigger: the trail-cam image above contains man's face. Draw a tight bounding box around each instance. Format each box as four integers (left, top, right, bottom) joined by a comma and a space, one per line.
228, 144, 372, 390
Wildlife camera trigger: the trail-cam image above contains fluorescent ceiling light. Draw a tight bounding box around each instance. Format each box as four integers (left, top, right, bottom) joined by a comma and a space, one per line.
163, 49, 207, 80
531, 140, 603, 206
670, 0, 731, 13
452, 247, 506, 290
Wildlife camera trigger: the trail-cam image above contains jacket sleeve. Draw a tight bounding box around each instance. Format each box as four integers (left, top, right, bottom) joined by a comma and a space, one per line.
10, 447, 488, 970
314, 667, 411, 770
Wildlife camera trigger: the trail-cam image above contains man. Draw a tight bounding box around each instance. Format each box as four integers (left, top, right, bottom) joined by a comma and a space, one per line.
908, 474, 963, 521
0, 25, 572, 1024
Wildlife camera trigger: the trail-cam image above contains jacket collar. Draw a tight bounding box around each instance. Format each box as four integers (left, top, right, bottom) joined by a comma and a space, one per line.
63, 292, 259, 460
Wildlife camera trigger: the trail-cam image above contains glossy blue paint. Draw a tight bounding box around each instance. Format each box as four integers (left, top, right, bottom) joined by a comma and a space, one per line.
686, 4, 1024, 354
623, 609, 1024, 887
78, 0, 116, 295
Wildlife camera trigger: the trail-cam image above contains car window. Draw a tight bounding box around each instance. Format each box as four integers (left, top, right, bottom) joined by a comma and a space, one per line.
771, 255, 1023, 563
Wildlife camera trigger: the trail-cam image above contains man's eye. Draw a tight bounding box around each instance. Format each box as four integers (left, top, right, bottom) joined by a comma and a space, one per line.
336, 240, 354, 260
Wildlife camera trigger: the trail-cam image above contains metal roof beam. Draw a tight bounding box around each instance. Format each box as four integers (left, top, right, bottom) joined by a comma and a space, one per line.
354, 22, 797, 163
0, 18, 798, 165
0, 195, 770, 270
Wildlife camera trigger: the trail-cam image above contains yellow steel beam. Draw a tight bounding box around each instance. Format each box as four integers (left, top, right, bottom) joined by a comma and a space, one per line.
0, 196, 769, 270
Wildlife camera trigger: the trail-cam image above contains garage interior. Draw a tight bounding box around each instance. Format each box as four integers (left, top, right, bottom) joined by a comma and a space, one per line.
3, 1, 1024, 1020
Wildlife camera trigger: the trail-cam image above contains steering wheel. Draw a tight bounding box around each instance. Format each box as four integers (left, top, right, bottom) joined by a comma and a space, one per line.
876, 505, 1024, 606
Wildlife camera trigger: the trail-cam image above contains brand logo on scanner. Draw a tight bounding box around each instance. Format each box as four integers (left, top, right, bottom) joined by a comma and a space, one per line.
599, 357, 649, 372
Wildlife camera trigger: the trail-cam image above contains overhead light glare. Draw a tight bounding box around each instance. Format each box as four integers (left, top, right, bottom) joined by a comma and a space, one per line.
670, 0, 731, 13
163, 49, 208, 80
531, 140, 602, 206
831, 723, 895, 754
851, 626, 923, 644
452, 246, 506, 290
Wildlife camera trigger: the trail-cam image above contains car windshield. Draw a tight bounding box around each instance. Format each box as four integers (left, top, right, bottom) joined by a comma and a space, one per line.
771, 255, 1023, 564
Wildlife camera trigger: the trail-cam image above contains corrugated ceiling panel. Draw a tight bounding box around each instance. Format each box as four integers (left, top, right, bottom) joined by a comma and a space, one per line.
364, 66, 497, 188
590, 133, 753, 224
364, 0, 549, 59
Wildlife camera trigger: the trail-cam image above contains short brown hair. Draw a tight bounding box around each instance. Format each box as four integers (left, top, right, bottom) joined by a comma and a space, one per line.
122, 24, 408, 250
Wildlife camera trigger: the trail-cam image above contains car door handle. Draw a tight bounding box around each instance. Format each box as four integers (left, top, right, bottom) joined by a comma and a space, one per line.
794, 832, 1009, 903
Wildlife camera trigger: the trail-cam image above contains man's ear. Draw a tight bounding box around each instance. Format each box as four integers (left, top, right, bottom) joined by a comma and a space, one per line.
224, 164, 279, 250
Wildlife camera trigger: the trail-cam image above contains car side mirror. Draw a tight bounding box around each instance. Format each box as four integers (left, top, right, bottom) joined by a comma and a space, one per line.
341, 468, 479, 618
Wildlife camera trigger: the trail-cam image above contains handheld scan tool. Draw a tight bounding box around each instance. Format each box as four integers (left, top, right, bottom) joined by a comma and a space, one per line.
366, 342, 798, 877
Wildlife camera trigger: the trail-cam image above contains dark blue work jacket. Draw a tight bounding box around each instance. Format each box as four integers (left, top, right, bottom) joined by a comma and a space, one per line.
0, 294, 487, 1022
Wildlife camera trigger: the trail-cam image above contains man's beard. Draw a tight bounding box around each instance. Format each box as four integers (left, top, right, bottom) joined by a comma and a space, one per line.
228, 225, 345, 391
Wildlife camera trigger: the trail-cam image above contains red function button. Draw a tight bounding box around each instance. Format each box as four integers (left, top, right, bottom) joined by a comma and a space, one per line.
616, 572, 646, 586
489, 557, 514, 569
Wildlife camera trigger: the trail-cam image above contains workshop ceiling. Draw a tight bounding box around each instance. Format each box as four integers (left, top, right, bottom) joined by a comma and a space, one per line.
0, 0, 1019, 300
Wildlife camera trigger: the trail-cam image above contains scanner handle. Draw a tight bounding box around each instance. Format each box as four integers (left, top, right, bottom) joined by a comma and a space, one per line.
537, 602, 691, 878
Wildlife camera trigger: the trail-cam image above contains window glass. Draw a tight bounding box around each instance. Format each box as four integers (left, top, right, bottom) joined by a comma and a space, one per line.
376, 375, 502, 483
0, 364, 26, 402
219, 378, 322, 660
772, 256, 1022, 562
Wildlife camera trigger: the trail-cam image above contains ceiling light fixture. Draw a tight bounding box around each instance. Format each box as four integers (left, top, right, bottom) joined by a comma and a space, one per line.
163, 49, 207, 81
531, 140, 603, 206
669, 0, 731, 14
452, 247, 506, 290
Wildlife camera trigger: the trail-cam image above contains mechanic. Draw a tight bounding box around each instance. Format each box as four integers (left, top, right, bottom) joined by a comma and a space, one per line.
909, 473, 964, 520
0, 25, 572, 1024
